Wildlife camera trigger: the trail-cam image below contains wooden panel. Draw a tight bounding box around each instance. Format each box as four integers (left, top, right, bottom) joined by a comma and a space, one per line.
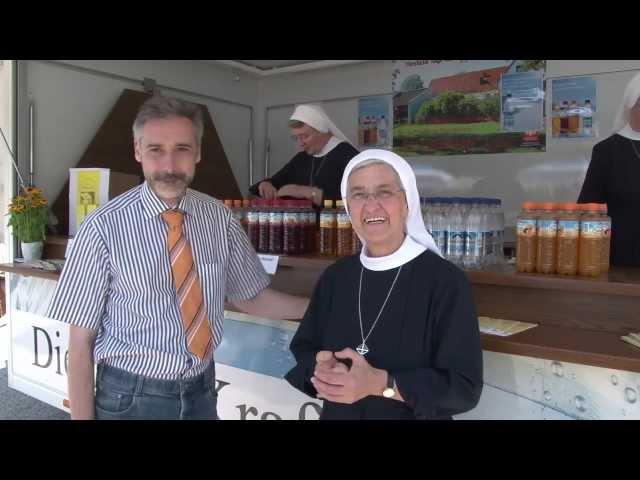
481, 325, 640, 373
472, 284, 640, 334
51, 89, 242, 235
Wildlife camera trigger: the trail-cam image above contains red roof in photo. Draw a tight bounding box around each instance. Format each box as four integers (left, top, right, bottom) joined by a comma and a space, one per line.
429, 66, 509, 96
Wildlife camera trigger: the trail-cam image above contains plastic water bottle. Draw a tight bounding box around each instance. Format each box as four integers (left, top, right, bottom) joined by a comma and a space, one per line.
447, 198, 465, 267
439, 198, 451, 260
495, 199, 505, 264
464, 198, 482, 269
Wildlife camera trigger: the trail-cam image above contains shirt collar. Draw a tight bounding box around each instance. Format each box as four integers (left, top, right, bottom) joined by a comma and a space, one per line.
139, 181, 195, 218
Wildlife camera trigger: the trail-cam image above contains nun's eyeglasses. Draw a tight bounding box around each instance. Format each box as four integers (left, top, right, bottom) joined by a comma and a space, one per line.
347, 188, 404, 205
290, 132, 315, 143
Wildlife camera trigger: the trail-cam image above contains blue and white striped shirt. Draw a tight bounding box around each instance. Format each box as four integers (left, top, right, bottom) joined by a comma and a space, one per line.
46, 182, 270, 379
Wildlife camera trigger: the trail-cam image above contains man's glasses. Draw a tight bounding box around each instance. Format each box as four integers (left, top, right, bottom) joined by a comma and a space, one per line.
347, 188, 404, 205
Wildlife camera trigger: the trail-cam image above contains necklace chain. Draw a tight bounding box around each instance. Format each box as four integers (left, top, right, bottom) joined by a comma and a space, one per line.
357, 265, 402, 355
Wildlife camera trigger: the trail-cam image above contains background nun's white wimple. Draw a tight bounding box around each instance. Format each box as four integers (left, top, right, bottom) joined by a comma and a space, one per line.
290, 104, 354, 147
613, 71, 640, 138
340, 149, 443, 270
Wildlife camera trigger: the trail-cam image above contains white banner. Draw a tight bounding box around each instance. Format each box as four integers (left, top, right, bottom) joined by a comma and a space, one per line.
216, 363, 321, 420
8, 310, 322, 418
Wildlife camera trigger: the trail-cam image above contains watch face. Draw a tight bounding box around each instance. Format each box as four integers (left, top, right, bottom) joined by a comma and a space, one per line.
382, 387, 395, 398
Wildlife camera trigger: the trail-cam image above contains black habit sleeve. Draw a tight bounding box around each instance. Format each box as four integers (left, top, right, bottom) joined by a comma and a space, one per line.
578, 141, 609, 203
248, 153, 303, 196
284, 268, 333, 398
393, 267, 483, 419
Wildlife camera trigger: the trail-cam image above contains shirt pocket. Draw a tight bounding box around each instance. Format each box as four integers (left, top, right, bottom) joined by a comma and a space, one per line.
197, 261, 226, 312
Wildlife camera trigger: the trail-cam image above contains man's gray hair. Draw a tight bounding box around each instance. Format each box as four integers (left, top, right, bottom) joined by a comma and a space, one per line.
133, 95, 204, 144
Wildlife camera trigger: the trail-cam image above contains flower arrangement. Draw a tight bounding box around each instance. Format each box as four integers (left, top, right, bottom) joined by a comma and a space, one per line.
7, 186, 49, 243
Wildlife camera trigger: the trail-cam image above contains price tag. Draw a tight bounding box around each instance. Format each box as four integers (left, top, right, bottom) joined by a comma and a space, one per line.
257, 254, 279, 275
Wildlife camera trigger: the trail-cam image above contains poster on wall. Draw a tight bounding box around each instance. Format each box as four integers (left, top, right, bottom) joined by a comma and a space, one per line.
551, 76, 597, 138
68, 168, 110, 236
358, 95, 392, 149
390, 60, 547, 156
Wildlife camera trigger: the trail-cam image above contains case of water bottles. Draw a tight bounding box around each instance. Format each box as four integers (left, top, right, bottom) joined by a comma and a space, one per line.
421, 197, 505, 269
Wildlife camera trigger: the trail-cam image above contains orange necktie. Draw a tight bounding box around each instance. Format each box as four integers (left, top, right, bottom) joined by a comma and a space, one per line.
162, 210, 212, 360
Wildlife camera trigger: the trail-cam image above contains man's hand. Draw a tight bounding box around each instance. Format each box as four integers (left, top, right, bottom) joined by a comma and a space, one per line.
311, 348, 386, 404
258, 181, 278, 199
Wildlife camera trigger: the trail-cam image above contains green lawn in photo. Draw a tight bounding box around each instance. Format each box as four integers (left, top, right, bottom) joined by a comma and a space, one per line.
394, 121, 501, 139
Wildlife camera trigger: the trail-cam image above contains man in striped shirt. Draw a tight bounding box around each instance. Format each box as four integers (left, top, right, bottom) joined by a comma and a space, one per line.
46, 95, 309, 420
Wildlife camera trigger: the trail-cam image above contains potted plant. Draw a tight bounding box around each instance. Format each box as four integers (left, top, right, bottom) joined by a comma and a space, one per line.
7, 186, 49, 261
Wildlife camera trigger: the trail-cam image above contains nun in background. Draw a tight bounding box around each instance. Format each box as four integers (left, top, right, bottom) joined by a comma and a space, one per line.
578, 71, 640, 266
285, 149, 483, 420
249, 104, 359, 206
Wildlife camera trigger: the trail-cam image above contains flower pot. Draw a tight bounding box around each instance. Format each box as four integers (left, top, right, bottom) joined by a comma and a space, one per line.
21, 241, 44, 261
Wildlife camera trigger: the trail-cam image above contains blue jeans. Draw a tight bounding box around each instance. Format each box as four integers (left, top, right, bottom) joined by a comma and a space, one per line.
95, 362, 219, 420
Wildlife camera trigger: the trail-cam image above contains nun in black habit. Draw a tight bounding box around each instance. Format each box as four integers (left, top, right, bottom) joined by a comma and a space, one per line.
578, 71, 640, 266
285, 149, 483, 419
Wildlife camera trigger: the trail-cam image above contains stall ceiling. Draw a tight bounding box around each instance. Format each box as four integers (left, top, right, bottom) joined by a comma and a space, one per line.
233, 60, 319, 70
205, 60, 367, 76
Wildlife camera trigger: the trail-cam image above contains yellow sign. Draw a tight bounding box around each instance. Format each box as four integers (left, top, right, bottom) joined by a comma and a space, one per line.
76, 170, 102, 228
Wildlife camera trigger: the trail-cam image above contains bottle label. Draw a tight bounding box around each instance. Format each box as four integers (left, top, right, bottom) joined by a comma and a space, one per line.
580, 220, 602, 238
465, 232, 482, 256
599, 220, 611, 238
283, 212, 297, 224
337, 212, 351, 228
484, 231, 494, 256
537, 219, 557, 238
517, 219, 536, 237
306, 212, 316, 225
247, 211, 259, 222
259, 212, 270, 223
584, 117, 592, 128
448, 231, 466, 256
558, 220, 579, 239
269, 211, 283, 223
320, 212, 335, 228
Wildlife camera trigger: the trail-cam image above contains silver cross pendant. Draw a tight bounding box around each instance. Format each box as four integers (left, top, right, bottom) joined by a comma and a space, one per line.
356, 342, 369, 356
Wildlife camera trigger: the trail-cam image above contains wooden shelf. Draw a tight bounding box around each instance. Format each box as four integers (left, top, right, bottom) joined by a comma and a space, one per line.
481, 325, 640, 373
0, 263, 61, 281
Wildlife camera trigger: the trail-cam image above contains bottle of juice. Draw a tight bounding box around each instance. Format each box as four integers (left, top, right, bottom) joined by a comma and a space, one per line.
336, 200, 352, 256
577, 203, 602, 277
241, 199, 250, 233
535, 202, 558, 274
282, 199, 298, 255
319, 199, 336, 255
556, 202, 580, 275
597, 203, 612, 273
246, 199, 259, 251
258, 198, 271, 254
516, 201, 538, 273
268, 199, 283, 254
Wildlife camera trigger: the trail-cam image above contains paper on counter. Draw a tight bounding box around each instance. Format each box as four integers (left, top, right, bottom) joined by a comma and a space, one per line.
621, 333, 640, 350
478, 316, 538, 337
257, 254, 279, 275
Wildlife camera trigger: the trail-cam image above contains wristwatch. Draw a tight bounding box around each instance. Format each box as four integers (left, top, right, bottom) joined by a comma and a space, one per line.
382, 372, 396, 398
